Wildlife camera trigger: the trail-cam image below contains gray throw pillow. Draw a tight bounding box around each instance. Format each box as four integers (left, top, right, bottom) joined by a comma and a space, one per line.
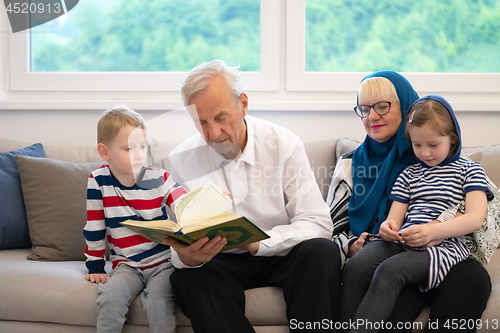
16, 155, 102, 261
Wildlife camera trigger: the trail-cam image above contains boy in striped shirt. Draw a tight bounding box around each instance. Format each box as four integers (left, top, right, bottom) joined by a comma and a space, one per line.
83, 106, 186, 333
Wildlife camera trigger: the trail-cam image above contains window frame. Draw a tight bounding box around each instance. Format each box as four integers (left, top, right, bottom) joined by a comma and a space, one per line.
8, 0, 279, 92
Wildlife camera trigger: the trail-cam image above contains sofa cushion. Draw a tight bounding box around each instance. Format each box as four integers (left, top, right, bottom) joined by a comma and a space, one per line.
149, 137, 179, 171
0, 138, 31, 152
462, 144, 500, 187
336, 137, 361, 160
0, 249, 100, 326
304, 139, 337, 200
0, 143, 45, 249
43, 144, 102, 164
0, 248, 289, 329
16, 155, 102, 261
0, 137, 101, 164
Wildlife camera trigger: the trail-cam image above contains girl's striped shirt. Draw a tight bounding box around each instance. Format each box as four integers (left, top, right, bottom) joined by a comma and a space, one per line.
390, 157, 492, 290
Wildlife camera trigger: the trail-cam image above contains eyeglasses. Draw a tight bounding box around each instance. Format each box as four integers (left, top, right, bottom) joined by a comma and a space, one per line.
354, 101, 392, 118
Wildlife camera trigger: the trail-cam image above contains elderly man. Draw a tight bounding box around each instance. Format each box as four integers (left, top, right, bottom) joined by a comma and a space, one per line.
164, 60, 341, 332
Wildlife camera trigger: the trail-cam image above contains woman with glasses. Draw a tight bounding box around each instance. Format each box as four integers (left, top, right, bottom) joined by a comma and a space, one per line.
327, 70, 491, 332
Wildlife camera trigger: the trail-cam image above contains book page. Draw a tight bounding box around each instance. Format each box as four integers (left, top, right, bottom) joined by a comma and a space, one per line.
174, 186, 203, 223
180, 180, 233, 227
120, 219, 181, 244
121, 219, 179, 231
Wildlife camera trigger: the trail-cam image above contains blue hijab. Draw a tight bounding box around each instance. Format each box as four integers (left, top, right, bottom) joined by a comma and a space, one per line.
409, 95, 462, 167
349, 71, 419, 236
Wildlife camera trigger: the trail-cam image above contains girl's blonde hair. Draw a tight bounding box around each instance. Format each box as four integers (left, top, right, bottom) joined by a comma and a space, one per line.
97, 105, 146, 144
405, 99, 459, 157
358, 76, 399, 105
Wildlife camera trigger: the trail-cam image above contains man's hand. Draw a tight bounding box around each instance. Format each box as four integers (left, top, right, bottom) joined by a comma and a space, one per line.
163, 236, 227, 267
239, 241, 260, 255
86, 273, 109, 284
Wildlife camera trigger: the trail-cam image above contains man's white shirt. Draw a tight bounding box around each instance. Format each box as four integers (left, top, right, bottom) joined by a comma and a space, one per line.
168, 115, 332, 268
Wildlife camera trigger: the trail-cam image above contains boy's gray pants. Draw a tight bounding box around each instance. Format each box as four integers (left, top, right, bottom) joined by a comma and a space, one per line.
96, 261, 176, 333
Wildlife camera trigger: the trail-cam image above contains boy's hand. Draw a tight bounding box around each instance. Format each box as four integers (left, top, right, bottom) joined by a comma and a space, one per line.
379, 220, 403, 242
219, 186, 231, 196
86, 273, 109, 284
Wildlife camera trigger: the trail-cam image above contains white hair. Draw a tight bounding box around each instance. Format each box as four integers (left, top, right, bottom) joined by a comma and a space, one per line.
180, 60, 243, 106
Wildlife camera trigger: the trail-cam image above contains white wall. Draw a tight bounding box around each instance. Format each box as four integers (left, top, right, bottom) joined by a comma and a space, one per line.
0, 108, 499, 149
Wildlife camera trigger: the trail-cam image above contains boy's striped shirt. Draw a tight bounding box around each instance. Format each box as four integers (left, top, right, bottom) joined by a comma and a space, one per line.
84, 165, 186, 274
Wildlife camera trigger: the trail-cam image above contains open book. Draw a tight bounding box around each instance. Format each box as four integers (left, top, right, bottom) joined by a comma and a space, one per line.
120, 181, 270, 252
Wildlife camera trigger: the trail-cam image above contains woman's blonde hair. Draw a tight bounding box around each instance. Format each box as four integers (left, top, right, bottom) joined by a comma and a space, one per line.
405, 99, 459, 157
358, 76, 399, 105
97, 105, 146, 144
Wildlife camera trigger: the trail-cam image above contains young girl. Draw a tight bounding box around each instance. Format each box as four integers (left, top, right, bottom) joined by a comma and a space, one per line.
343, 95, 493, 333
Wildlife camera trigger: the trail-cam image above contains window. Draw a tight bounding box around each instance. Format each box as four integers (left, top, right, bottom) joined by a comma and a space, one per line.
287, 0, 500, 97
31, 0, 261, 72
9, 0, 279, 91
305, 0, 500, 73
5, 0, 499, 111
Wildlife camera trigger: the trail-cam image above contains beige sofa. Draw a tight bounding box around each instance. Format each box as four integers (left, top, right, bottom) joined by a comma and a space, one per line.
0, 136, 499, 333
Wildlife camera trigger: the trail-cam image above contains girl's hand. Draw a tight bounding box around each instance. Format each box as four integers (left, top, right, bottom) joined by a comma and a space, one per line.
400, 224, 436, 247
423, 220, 444, 247
379, 220, 403, 242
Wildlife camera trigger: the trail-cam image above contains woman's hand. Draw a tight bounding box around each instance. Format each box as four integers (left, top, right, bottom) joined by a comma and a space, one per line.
379, 220, 403, 242
348, 232, 369, 258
